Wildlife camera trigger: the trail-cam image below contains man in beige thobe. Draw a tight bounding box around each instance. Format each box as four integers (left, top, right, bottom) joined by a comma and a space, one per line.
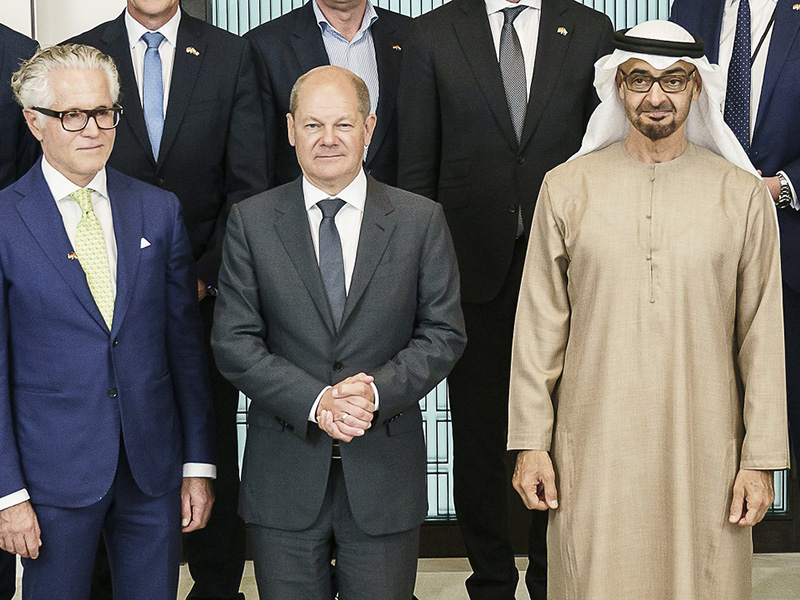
508, 21, 790, 600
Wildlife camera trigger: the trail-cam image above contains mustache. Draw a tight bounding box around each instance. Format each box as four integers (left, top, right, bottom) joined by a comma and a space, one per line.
638, 100, 675, 113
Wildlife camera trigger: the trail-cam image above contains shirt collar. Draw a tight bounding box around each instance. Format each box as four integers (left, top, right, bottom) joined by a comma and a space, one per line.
313, 0, 378, 42
41, 156, 109, 203
303, 168, 367, 213
485, 0, 541, 17
726, 0, 777, 7
125, 7, 181, 49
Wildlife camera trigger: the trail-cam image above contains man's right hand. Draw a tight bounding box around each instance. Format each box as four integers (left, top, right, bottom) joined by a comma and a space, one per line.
513, 450, 559, 511
0, 500, 41, 559
317, 373, 376, 442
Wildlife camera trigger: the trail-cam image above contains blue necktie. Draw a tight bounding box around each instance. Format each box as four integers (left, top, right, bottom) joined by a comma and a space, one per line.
142, 32, 165, 161
725, 0, 751, 154
317, 199, 347, 329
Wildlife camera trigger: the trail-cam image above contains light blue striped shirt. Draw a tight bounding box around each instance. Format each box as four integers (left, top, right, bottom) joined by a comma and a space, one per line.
313, 0, 380, 115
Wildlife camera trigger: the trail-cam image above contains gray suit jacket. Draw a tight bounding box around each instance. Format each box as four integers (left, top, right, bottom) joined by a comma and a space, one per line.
211, 175, 466, 536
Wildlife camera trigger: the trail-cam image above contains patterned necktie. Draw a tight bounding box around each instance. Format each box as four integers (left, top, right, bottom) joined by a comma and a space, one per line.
500, 6, 527, 237
317, 199, 347, 328
142, 31, 165, 160
72, 188, 114, 329
724, 0, 751, 154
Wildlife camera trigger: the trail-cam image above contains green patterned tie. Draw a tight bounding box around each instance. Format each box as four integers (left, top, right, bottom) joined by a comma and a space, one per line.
71, 188, 114, 328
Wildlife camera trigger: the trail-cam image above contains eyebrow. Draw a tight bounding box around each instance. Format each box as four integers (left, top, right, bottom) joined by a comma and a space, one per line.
628, 67, 690, 76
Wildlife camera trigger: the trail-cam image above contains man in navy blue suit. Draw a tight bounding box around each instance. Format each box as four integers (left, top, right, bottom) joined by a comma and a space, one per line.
671, 0, 800, 467
0, 20, 40, 600
0, 44, 215, 600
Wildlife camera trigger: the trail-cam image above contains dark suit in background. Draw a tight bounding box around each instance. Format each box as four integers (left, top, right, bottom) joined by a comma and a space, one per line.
244, 1, 410, 187
0, 22, 38, 600
212, 176, 466, 598
397, 0, 613, 597
69, 10, 267, 599
671, 0, 800, 471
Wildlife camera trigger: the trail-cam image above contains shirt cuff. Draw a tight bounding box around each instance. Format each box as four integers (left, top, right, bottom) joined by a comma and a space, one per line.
309, 386, 332, 423
778, 171, 799, 210
0, 489, 30, 511
183, 463, 217, 478
371, 381, 380, 411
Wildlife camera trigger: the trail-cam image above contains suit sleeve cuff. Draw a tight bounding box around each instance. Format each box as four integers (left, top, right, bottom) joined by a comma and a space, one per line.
0, 489, 30, 511
778, 171, 799, 210
309, 386, 332, 423
183, 463, 217, 479
371, 381, 380, 410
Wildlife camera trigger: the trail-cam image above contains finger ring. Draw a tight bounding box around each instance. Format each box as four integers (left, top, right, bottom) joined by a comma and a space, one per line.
342, 413, 349, 424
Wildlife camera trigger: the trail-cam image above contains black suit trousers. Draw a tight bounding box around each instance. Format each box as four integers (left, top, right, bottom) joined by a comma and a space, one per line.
0, 551, 14, 600
448, 238, 547, 600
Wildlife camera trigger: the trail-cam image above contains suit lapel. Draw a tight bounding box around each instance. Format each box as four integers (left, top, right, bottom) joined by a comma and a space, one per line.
755, 0, 800, 133
107, 170, 143, 336
274, 180, 337, 334
158, 12, 207, 168
365, 14, 401, 166
291, 3, 331, 74
14, 164, 108, 332
704, 0, 726, 64
518, 0, 574, 152
101, 13, 154, 166
339, 178, 395, 330
453, 0, 519, 151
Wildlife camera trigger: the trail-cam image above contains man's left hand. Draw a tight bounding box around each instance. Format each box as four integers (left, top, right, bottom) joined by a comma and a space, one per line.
729, 469, 774, 527
181, 477, 214, 533
758, 172, 781, 201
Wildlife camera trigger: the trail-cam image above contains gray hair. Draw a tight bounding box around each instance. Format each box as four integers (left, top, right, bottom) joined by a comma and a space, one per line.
11, 44, 120, 117
289, 67, 371, 120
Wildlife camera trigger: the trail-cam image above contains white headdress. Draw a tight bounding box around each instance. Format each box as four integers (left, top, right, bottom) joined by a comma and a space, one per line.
571, 20, 756, 175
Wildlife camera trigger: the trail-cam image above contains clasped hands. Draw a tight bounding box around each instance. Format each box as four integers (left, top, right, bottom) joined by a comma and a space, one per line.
317, 372, 376, 443
512, 450, 774, 527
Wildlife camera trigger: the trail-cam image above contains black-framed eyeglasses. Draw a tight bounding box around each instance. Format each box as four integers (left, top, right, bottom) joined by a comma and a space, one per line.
619, 70, 697, 93
32, 105, 123, 132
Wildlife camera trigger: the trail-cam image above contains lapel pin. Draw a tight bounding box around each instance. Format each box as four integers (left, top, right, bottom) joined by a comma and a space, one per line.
794, 3, 800, 9
185, 46, 200, 56
557, 27, 569, 36
392, 44, 402, 51
67, 252, 78, 261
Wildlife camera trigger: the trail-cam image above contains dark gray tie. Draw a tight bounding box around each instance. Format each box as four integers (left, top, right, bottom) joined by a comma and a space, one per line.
500, 6, 528, 144
317, 198, 347, 328
500, 6, 527, 237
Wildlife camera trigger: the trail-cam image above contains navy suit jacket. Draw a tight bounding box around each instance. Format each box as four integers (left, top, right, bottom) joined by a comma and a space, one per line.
0, 162, 214, 508
671, 0, 800, 291
0, 24, 39, 190
69, 10, 268, 287
244, 3, 411, 187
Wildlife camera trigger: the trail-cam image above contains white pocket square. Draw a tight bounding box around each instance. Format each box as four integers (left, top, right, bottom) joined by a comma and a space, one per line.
140, 237, 151, 249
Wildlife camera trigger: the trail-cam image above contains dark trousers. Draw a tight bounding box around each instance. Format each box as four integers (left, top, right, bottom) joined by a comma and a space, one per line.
22, 446, 181, 600
90, 299, 246, 600
449, 238, 548, 600
784, 285, 800, 466
0, 551, 14, 600
250, 460, 420, 600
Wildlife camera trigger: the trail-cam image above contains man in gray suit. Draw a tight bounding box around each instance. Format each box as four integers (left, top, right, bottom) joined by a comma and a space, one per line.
211, 66, 466, 600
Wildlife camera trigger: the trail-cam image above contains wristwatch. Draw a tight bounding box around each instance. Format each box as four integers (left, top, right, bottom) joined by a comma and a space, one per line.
775, 173, 792, 209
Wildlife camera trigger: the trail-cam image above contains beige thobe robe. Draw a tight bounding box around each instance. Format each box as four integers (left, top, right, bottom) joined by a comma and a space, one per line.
508, 141, 790, 600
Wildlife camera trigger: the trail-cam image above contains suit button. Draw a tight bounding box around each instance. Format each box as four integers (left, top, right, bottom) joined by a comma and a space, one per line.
107, 388, 118, 398
112, 339, 119, 347
333, 362, 344, 372
517, 156, 525, 164
508, 204, 517, 213
156, 177, 165, 186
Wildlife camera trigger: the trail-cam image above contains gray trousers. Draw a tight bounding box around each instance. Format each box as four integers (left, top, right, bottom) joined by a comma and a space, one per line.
250, 460, 420, 600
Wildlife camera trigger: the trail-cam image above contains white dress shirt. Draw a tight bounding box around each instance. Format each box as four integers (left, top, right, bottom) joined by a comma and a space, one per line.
486, 0, 542, 100
125, 8, 181, 114
303, 169, 380, 421
0, 159, 214, 511
719, 0, 796, 204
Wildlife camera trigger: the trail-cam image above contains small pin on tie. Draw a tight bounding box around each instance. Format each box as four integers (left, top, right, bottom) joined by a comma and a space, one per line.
392, 44, 402, 51
186, 46, 200, 56
557, 27, 568, 36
